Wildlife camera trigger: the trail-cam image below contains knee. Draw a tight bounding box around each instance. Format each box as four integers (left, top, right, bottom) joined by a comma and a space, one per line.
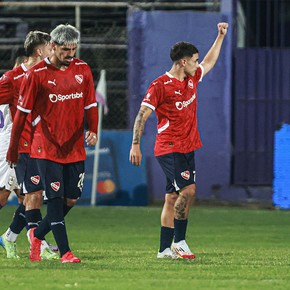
180, 184, 196, 199
165, 193, 178, 207
0, 189, 10, 207
24, 191, 43, 209
0, 198, 8, 208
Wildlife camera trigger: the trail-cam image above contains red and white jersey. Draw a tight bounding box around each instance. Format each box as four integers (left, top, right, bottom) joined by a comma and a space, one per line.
0, 64, 31, 153
17, 57, 97, 163
141, 66, 204, 156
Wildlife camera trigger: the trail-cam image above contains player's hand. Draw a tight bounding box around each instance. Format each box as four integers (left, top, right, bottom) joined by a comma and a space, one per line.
129, 144, 142, 166
85, 131, 98, 146
6, 147, 18, 168
218, 22, 228, 36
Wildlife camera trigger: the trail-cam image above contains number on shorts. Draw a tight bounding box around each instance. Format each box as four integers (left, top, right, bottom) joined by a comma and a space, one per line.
77, 172, 85, 191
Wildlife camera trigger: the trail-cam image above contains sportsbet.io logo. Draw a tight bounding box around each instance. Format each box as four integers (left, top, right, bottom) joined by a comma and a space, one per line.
49, 92, 83, 103
175, 93, 196, 110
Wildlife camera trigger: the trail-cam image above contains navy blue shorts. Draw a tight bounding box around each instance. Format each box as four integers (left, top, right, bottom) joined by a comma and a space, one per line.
15, 153, 44, 194
36, 159, 85, 200
156, 151, 196, 193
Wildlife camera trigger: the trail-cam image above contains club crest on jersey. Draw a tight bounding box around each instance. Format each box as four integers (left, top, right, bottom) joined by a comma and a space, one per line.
75, 74, 83, 84
188, 79, 194, 89
181, 171, 190, 180
31, 175, 40, 185
51, 181, 60, 192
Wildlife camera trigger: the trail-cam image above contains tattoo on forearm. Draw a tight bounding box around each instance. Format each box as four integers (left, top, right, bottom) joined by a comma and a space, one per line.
174, 195, 188, 219
132, 109, 146, 144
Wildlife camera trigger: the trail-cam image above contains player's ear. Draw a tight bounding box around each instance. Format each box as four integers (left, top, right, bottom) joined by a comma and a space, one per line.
51, 42, 57, 51
179, 58, 186, 67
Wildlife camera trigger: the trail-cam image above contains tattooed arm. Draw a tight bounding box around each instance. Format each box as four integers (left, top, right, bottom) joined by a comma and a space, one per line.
129, 105, 153, 166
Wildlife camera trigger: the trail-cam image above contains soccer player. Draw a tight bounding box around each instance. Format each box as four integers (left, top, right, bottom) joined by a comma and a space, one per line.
0, 31, 58, 260
0, 104, 21, 209
0, 50, 27, 211
6, 24, 99, 263
129, 23, 228, 259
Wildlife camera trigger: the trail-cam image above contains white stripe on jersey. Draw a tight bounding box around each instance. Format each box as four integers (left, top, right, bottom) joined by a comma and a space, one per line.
157, 120, 170, 134
84, 102, 97, 110
17, 105, 31, 114
141, 102, 155, 111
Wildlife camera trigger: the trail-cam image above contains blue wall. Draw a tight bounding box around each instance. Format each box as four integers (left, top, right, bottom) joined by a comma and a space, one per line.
128, 9, 238, 202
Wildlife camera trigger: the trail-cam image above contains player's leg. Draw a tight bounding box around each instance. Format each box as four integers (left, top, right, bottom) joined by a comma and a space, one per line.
25, 191, 43, 229
0, 165, 23, 259
156, 191, 178, 258
59, 161, 84, 263
16, 155, 57, 261
0, 200, 24, 259
30, 159, 80, 262
156, 154, 179, 259
25, 190, 58, 260
0, 188, 10, 209
0, 158, 19, 209
171, 151, 196, 259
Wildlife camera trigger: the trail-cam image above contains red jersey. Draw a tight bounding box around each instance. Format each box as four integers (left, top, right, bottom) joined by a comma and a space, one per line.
17, 57, 98, 163
141, 66, 204, 156
0, 64, 32, 154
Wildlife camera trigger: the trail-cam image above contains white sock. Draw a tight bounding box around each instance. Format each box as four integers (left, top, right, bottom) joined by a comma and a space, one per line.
5, 228, 18, 243
41, 240, 49, 253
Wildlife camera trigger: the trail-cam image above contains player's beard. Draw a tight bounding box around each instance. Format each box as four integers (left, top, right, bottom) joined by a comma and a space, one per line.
62, 57, 73, 66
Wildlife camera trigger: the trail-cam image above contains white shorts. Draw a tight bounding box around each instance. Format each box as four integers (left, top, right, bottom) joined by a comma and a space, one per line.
0, 158, 20, 192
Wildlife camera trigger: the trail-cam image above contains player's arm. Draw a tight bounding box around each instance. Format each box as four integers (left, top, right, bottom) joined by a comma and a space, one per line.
6, 109, 28, 166
85, 106, 99, 146
0, 75, 14, 105
200, 22, 228, 77
129, 105, 153, 167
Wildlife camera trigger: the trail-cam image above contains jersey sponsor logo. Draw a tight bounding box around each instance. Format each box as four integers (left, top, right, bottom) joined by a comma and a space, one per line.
75, 74, 83, 84
13, 73, 25, 80
51, 181, 60, 192
181, 171, 190, 180
48, 79, 57, 86
49, 92, 83, 103
31, 175, 40, 185
174, 90, 182, 95
175, 94, 196, 110
164, 79, 172, 85
188, 79, 194, 89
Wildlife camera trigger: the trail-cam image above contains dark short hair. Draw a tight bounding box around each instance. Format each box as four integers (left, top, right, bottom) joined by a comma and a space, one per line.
24, 31, 51, 57
170, 41, 199, 62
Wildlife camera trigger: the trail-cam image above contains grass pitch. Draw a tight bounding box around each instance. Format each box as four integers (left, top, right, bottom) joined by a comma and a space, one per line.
0, 205, 290, 290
